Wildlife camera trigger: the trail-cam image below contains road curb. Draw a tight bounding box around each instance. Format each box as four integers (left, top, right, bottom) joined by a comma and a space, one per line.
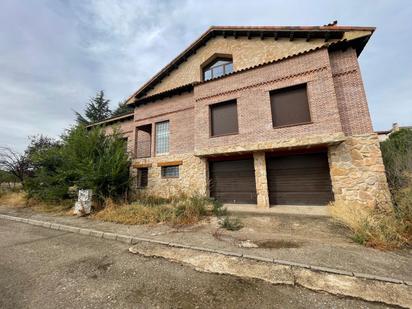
0, 212, 410, 287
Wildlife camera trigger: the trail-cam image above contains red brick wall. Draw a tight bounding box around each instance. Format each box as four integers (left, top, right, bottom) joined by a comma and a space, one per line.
127, 47, 374, 157
194, 49, 343, 151
104, 119, 134, 153
133, 92, 195, 156
329, 48, 373, 135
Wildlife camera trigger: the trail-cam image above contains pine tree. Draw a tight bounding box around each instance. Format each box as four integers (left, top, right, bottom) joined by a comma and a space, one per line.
112, 101, 133, 116
75, 90, 112, 124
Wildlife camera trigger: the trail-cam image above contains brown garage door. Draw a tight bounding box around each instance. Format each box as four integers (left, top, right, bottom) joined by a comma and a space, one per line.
209, 158, 257, 204
267, 152, 333, 205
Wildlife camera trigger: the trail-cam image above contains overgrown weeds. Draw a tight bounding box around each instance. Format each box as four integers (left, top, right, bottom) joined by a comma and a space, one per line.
219, 216, 243, 231
0, 191, 27, 207
26, 198, 73, 214
94, 195, 225, 226
329, 193, 411, 250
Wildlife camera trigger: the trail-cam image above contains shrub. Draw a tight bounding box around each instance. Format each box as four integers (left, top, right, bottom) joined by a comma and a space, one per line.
211, 199, 227, 217
380, 128, 412, 192
219, 216, 243, 231
24, 126, 131, 204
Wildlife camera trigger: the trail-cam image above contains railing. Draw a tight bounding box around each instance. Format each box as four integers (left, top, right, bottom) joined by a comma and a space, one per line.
135, 140, 151, 158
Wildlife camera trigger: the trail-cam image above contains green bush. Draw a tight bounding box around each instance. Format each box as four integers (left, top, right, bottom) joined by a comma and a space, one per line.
24, 126, 131, 204
380, 128, 412, 191
219, 216, 243, 231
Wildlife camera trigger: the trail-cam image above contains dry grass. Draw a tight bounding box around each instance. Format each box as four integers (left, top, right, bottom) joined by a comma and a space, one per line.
0, 191, 27, 207
0, 190, 71, 215
26, 198, 72, 214
94, 195, 217, 226
329, 198, 411, 250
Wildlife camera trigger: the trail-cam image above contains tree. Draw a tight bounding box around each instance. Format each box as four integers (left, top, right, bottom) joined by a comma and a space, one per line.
0, 147, 30, 182
380, 128, 412, 191
75, 90, 112, 124
24, 126, 130, 203
112, 101, 133, 116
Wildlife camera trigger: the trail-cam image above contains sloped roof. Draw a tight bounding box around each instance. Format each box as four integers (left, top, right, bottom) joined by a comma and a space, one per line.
86, 111, 134, 128
132, 35, 372, 106
126, 24, 374, 104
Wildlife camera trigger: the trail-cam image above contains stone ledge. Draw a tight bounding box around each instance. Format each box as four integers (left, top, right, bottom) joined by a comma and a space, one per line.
195, 133, 346, 157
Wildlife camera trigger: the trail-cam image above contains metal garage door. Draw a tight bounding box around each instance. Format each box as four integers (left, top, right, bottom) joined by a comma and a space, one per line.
266, 152, 333, 205
209, 158, 257, 204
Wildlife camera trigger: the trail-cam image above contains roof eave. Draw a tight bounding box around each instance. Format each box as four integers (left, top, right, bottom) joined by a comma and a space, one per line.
126, 25, 374, 104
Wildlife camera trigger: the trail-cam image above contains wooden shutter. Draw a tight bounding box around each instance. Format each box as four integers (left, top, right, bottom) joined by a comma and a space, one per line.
210, 100, 238, 136
270, 84, 310, 127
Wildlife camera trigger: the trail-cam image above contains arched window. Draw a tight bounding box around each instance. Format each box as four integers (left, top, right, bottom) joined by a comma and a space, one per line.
203, 58, 233, 81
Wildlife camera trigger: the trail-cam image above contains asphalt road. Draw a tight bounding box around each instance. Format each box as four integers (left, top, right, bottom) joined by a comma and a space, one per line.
0, 219, 392, 309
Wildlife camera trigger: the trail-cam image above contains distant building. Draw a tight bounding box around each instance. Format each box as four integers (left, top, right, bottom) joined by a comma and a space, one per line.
376, 123, 412, 142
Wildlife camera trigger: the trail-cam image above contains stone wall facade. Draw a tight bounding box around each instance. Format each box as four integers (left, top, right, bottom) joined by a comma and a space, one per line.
328, 133, 391, 207
131, 153, 207, 198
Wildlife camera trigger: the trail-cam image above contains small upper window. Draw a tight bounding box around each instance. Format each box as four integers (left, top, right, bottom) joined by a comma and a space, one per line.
203, 58, 233, 81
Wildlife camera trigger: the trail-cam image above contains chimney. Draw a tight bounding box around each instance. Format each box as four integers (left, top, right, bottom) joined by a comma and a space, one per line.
392, 122, 400, 132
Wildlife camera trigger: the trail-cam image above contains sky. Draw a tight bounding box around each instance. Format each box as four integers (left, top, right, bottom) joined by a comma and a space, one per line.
0, 0, 411, 152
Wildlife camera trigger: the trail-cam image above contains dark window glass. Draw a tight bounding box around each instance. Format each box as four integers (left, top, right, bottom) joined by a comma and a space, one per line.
210, 100, 239, 136
161, 165, 179, 178
270, 84, 311, 127
203, 58, 233, 81
137, 168, 148, 188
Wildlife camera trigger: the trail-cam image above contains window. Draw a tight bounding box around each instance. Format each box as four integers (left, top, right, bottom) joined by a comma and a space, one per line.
210, 100, 239, 136
155, 121, 169, 155
270, 84, 311, 127
161, 165, 179, 178
203, 58, 233, 81
137, 168, 148, 188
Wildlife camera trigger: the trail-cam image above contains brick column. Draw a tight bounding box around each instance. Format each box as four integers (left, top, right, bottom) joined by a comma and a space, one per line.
253, 152, 270, 208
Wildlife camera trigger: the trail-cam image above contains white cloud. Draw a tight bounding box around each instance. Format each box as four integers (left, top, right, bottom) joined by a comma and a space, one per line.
0, 0, 411, 152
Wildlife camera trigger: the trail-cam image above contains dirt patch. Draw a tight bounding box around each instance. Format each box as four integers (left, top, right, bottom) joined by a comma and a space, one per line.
255, 240, 303, 249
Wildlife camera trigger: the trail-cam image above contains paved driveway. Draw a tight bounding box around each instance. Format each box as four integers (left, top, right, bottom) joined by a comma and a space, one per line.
0, 219, 391, 308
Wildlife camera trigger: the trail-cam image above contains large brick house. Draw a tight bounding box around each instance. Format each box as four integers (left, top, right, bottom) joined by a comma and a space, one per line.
92, 24, 390, 208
